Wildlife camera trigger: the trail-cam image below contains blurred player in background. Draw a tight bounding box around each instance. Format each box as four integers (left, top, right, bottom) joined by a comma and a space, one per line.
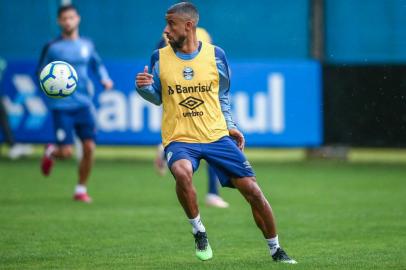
136, 2, 296, 263
155, 27, 229, 208
0, 57, 33, 160
38, 4, 113, 203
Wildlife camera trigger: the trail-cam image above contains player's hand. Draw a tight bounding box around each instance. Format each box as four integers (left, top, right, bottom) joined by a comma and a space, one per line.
229, 128, 245, 151
136, 65, 154, 88
101, 79, 114, 90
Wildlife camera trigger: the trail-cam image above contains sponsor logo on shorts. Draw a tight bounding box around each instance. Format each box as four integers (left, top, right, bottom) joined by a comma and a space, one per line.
56, 128, 66, 142
167, 151, 173, 162
243, 160, 252, 169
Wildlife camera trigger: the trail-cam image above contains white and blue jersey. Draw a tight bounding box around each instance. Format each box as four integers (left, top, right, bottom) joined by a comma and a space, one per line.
38, 36, 109, 144
38, 36, 111, 110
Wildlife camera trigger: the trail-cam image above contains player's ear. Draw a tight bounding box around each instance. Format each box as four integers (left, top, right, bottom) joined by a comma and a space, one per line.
185, 20, 193, 31
77, 14, 81, 24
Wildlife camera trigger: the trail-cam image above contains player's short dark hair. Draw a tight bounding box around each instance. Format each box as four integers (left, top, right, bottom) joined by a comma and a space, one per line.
167, 2, 199, 25
57, 4, 79, 17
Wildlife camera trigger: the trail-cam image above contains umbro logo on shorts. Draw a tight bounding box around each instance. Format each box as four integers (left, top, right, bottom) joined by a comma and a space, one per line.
167, 151, 173, 162
243, 161, 252, 169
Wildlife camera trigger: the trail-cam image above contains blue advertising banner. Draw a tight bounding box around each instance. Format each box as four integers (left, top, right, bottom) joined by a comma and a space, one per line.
0, 60, 321, 147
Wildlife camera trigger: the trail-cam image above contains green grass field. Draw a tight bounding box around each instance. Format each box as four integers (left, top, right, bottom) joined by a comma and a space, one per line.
0, 148, 406, 269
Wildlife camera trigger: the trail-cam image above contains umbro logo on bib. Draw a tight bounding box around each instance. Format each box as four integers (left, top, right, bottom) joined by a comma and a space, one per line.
179, 96, 204, 110
183, 67, 194, 80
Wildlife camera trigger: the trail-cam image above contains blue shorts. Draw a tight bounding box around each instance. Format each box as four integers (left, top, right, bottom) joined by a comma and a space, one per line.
164, 136, 255, 188
51, 106, 96, 145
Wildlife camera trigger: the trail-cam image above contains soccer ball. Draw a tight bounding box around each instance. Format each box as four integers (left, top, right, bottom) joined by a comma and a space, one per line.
39, 61, 78, 98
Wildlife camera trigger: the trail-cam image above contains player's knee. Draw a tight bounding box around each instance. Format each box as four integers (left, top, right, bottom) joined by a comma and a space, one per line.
246, 176, 257, 183
245, 182, 265, 204
174, 169, 193, 184
82, 140, 95, 157
171, 163, 193, 184
249, 189, 264, 204
61, 147, 73, 158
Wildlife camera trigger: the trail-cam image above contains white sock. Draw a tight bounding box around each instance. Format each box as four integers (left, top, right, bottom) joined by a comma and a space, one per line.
75, 184, 87, 195
45, 144, 56, 158
189, 214, 206, 234
266, 235, 280, 255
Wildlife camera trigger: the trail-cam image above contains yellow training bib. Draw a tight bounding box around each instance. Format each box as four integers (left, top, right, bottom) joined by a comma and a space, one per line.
159, 42, 228, 147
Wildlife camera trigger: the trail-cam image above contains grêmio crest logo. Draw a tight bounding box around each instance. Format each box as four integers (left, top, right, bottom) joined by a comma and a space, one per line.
168, 82, 212, 95
183, 67, 194, 80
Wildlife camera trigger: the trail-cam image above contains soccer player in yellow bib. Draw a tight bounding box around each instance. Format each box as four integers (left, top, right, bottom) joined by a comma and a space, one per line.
155, 26, 230, 208
135, 2, 296, 264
